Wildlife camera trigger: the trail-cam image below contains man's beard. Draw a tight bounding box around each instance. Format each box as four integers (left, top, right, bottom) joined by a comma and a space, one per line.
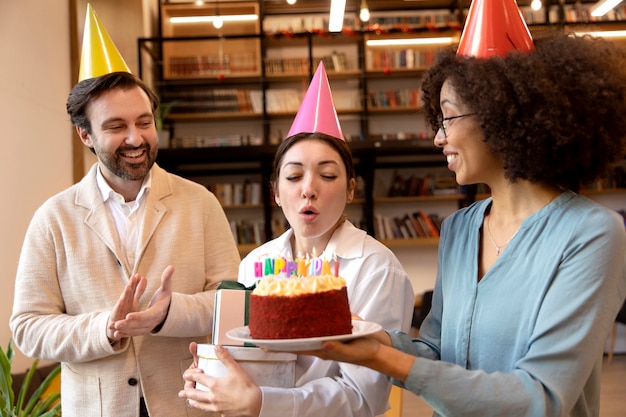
97, 144, 157, 181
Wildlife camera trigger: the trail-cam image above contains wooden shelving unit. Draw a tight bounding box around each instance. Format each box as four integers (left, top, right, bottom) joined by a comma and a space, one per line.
141, 1, 626, 254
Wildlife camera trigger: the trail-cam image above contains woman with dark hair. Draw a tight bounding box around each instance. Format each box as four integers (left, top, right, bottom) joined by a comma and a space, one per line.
179, 64, 415, 417
294, 2, 626, 416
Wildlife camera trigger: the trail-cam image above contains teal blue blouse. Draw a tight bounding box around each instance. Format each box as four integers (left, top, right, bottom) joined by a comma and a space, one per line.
390, 191, 626, 417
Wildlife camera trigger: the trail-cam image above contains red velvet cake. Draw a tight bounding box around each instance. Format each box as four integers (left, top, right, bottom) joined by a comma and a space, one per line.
249, 275, 352, 340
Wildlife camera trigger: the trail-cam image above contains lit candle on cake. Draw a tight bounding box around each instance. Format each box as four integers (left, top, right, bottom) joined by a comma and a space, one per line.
296, 254, 307, 277
321, 256, 331, 275
274, 257, 286, 276
285, 259, 297, 276
264, 257, 274, 276
254, 259, 263, 277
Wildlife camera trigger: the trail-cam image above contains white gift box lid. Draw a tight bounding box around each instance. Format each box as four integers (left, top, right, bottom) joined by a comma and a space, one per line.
196, 344, 297, 389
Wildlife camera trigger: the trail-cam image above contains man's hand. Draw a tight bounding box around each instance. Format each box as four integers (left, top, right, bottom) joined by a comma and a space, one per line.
108, 266, 174, 341
107, 273, 147, 342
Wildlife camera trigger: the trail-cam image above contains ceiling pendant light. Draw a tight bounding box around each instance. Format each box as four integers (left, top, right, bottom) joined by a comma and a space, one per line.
213, 0, 223, 29
359, 0, 371, 22
590, 0, 624, 16
286, 0, 297, 5
328, 0, 347, 32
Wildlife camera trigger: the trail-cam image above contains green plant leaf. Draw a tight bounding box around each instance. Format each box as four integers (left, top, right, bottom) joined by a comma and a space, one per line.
0, 339, 15, 413
156, 100, 178, 131
0, 339, 62, 417
16, 358, 39, 414
23, 364, 61, 416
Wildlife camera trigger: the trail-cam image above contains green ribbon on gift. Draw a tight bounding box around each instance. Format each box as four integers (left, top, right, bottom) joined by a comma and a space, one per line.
217, 280, 256, 291
217, 281, 256, 347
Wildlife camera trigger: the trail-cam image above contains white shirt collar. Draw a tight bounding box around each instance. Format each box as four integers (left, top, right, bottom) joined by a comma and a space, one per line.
96, 165, 152, 205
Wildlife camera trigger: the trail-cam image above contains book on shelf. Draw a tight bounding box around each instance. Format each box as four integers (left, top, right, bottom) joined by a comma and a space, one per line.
209, 181, 263, 206
368, 89, 421, 109
264, 57, 309, 75
264, 89, 304, 113
375, 212, 443, 240
366, 49, 437, 71
172, 134, 263, 148
314, 51, 349, 73
263, 14, 359, 34
248, 182, 262, 205
229, 220, 238, 244
234, 220, 266, 245
366, 10, 453, 30
213, 183, 233, 206
331, 51, 349, 72
402, 214, 419, 239
167, 51, 258, 78
383, 216, 395, 240
163, 88, 261, 114
386, 171, 459, 197
406, 213, 428, 238
394, 217, 411, 239
415, 210, 440, 237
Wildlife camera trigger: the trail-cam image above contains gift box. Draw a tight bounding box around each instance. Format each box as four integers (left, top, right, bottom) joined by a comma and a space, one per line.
197, 344, 297, 389
212, 288, 251, 346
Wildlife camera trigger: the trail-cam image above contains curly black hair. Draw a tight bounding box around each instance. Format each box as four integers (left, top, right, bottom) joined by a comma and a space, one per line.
421, 33, 626, 191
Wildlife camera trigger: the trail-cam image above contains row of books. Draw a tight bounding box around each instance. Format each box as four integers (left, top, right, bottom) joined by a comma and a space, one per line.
164, 88, 305, 115
264, 52, 350, 75
367, 89, 421, 109
264, 57, 309, 75
263, 15, 359, 34
369, 132, 431, 142
550, 4, 626, 24
315, 52, 350, 72
366, 49, 437, 71
365, 11, 453, 30
167, 52, 258, 78
170, 135, 263, 148
375, 211, 443, 240
387, 172, 459, 197
208, 182, 263, 207
229, 220, 265, 245
249, 89, 303, 114
164, 89, 260, 114
511, 4, 626, 25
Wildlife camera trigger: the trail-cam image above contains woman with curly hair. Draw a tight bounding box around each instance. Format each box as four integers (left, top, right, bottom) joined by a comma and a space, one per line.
301, 1, 626, 416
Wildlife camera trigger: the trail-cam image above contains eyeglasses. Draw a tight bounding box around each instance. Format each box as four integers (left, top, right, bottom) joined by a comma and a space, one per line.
437, 113, 476, 138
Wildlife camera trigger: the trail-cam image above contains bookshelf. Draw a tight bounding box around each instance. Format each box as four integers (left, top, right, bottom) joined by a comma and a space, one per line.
141, 1, 626, 256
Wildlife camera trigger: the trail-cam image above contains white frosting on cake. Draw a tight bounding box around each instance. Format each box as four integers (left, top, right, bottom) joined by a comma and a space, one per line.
253, 275, 346, 296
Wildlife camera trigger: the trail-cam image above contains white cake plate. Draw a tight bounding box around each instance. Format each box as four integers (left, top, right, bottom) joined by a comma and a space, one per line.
225, 320, 382, 351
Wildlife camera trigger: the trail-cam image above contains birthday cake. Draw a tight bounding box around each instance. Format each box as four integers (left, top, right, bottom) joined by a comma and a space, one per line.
248, 257, 352, 340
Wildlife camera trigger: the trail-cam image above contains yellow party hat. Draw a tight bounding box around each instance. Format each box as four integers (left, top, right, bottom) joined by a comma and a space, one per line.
78, 4, 131, 81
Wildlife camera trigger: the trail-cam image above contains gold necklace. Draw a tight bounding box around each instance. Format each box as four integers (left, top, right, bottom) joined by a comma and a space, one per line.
486, 215, 521, 256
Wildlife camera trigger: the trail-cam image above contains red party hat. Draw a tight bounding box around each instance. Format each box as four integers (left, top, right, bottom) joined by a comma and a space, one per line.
286, 62, 345, 141
457, 0, 534, 58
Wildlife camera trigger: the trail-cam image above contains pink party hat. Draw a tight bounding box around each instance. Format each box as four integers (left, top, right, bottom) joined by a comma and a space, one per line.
79, 4, 131, 81
457, 0, 534, 58
287, 62, 345, 141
